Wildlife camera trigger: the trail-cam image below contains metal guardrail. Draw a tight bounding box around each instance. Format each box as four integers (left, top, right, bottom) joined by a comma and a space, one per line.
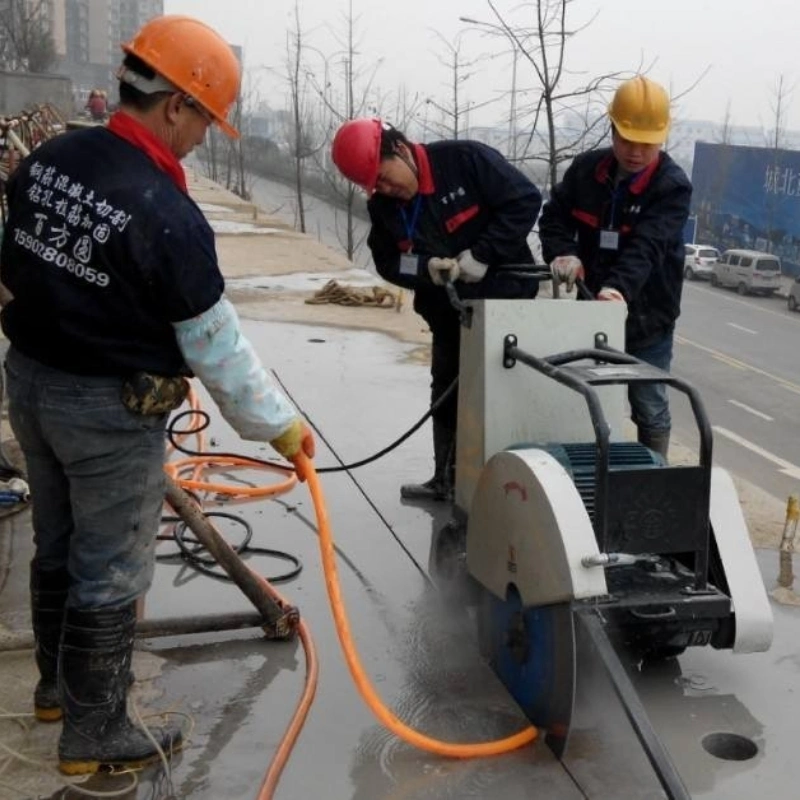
0, 103, 66, 183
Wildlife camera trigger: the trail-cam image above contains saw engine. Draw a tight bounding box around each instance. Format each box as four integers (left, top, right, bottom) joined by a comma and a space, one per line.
432, 285, 773, 792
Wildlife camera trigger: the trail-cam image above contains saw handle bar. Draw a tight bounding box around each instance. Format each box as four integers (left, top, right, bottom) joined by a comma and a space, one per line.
502, 335, 714, 557
520, 333, 712, 469
444, 264, 555, 326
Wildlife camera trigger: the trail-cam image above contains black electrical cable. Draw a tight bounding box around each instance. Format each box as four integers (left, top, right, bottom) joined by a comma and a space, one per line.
165, 376, 459, 475
157, 512, 302, 583
160, 375, 457, 584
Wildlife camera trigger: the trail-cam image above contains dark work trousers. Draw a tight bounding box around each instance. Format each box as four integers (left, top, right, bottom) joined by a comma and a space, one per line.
416, 293, 461, 439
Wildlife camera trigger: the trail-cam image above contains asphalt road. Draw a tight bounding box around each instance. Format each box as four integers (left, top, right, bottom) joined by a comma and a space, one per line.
672, 277, 800, 503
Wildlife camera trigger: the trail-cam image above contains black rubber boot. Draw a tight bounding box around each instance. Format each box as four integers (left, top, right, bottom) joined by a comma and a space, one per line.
639, 428, 670, 462
30, 563, 70, 722
400, 420, 455, 502
58, 604, 183, 776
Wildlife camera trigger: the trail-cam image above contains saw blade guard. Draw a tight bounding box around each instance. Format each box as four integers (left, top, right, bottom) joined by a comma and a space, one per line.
466, 447, 608, 607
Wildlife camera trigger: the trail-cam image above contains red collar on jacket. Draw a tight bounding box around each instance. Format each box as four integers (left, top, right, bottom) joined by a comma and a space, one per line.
107, 111, 188, 193
411, 143, 435, 195
594, 151, 662, 195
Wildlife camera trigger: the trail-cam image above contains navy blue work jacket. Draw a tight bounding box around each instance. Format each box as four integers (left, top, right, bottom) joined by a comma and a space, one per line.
1, 126, 223, 376
366, 139, 542, 314
539, 148, 692, 349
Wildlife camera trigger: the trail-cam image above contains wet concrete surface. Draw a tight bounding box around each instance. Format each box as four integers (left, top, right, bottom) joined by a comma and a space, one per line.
1, 318, 799, 799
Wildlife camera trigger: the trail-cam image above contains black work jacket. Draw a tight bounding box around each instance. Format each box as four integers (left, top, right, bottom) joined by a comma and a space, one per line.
367, 140, 542, 319
539, 148, 692, 349
0, 125, 223, 377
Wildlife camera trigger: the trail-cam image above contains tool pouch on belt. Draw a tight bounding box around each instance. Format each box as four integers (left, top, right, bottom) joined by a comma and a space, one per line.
121, 372, 190, 416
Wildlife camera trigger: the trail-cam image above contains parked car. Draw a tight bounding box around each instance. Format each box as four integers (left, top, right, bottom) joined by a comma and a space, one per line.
788, 276, 800, 312
710, 249, 782, 296
684, 244, 720, 280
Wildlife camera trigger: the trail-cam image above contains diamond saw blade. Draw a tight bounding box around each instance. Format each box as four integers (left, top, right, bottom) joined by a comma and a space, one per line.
477, 586, 575, 758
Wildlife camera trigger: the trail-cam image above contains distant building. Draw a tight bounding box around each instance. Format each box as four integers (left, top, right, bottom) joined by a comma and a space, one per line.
51, 0, 165, 103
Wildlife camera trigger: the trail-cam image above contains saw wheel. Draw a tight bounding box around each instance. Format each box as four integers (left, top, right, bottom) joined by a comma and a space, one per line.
477, 586, 575, 757
466, 447, 608, 756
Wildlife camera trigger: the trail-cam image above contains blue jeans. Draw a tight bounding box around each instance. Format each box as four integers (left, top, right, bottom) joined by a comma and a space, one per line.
4, 348, 167, 609
627, 333, 673, 436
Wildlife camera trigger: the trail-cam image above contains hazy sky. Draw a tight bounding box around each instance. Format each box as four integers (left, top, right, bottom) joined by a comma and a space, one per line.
163, 0, 800, 133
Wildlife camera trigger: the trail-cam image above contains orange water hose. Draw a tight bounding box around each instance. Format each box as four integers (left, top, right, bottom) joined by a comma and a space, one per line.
290, 454, 538, 760
165, 398, 537, 798
164, 455, 297, 498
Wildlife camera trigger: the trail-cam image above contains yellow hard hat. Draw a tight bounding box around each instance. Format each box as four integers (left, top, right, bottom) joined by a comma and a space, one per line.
608, 76, 670, 145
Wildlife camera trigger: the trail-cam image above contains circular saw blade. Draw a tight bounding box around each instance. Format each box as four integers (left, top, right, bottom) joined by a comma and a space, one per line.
477, 586, 575, 758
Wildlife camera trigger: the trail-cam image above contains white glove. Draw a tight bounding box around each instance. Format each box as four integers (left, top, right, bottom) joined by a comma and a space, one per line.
428, 257, 460, 286
456, 250, 489, 283
550, 255, 585, 291
597, 286, 627, 307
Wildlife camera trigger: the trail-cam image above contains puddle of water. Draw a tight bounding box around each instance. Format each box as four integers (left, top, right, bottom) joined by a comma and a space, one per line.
209, 219, 283, 235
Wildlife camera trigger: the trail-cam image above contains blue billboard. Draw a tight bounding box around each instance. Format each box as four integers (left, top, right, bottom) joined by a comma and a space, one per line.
691, 141, 800, 276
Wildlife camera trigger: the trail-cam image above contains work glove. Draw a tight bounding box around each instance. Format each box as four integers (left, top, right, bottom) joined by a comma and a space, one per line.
456, 249, 488, 283
428, 257, 460, 286
550, 255, 585, 292
269, 419, 316, 482
597, 286, 627, 310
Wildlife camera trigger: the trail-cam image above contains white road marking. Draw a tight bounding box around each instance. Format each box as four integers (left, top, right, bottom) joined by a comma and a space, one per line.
713, 426, 800, 479
727, 399, 774, 421
676, 335, 800, 392
727, 322, 758, 334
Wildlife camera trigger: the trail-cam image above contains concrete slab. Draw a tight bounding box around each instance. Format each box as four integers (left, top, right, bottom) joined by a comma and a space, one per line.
1, 168, 797, 800
3, 319, 798, 799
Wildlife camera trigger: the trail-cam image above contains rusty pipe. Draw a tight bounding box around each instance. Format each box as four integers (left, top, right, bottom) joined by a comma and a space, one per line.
163, 476, 299, 639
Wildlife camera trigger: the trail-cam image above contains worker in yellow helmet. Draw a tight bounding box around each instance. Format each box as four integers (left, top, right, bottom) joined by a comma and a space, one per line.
0, 14, 314, 776
539, 75, 692, 460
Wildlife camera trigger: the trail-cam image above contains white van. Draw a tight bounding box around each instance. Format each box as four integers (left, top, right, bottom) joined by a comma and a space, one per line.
710, 249, 782, 296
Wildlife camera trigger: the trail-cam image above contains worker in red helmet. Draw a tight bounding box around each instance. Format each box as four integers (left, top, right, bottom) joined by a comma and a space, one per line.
332, 119, 542, 502
1, 14, 314, 776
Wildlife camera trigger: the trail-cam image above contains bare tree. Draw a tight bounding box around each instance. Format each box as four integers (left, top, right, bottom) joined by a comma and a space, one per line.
763, 74, 794, 251
766, 74, 792, 151
308, 0, 385, 261
284, 1, 326, 233
195, 94, 253, 201
716, 100, 734, 145
0, 0, 56, 73
460, 16, 522, 159
423, 30, 488, 140
484, 0, 627, 188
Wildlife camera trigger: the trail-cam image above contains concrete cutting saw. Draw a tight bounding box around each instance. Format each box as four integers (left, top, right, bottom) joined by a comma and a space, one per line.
432, 275, 773, 796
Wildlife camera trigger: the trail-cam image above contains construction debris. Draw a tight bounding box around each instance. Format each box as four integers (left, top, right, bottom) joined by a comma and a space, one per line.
305, 279, 402, 309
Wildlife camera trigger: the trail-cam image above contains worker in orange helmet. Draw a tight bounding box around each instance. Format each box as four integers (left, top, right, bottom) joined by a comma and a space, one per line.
540, 76, 692, 460
1, 15, 314, 776
331, 119, 542, 502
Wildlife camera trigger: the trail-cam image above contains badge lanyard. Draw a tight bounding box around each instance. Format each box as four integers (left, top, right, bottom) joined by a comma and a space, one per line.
601, 183, 627, 251
399, 195, 423, 253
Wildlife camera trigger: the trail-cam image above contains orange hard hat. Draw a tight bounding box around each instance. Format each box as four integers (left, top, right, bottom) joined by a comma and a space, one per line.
608, 76, 671, 145
331, 118, 383, 194
122, 15, 241, 138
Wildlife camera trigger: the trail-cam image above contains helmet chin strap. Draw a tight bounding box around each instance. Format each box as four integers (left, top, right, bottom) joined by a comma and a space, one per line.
394, 145, 419, 193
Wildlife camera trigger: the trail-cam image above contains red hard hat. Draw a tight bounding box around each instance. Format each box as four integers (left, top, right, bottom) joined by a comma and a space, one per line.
331, 118, 383, 194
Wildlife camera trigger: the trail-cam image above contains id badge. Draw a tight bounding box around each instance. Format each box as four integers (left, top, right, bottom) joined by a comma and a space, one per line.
599, 229, 619, 250
399, 252, 418, 276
